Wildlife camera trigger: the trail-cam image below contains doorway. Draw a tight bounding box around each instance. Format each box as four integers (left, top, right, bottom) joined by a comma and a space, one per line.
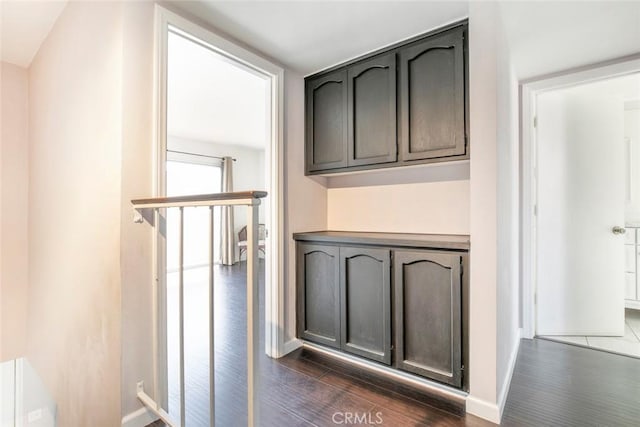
521, 59, 640, 359
154, 5, 285, 425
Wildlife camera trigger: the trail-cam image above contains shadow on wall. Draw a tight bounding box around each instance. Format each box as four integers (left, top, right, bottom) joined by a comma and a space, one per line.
1, 358, 56, 426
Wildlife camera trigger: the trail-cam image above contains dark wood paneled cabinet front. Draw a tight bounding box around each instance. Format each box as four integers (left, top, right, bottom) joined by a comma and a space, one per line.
305, 70, 348, 173
340, 247, 391, 364
296, 237, 467, 389
347, 53, 397, 167
394, 251, 463, 387
296, 243, 341, 348
399, 27, 466, 162
305, 23, 468, 175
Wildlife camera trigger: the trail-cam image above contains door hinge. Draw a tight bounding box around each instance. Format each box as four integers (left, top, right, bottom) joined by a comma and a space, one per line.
534, 204, 538, 216
461, 364, 465, 372
533, 116, 538, 128
534, 292, 537, 305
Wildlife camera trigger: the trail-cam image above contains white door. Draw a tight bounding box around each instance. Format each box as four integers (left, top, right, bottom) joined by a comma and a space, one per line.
536, 79, 626, 336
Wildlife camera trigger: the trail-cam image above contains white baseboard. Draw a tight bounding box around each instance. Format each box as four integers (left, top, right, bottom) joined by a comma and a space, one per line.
121, 406, 159, 427
466, 328, 522, 425
498, 328, 522, 418
466, 395, 500, 424
283, 338, 302, 355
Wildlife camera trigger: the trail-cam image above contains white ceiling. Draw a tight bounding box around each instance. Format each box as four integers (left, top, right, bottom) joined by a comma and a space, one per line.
499, 1, 640, 80
167, 31, 269, 148
171, 1, 469, 75
0, 0, 67, 67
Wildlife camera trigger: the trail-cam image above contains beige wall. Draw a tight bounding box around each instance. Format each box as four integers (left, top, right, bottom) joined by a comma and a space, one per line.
120, 0, 156, 420
27, 2, 123, 425
327, 181, 470, 234
283, 70, 328, 344
0, 62, 29, 362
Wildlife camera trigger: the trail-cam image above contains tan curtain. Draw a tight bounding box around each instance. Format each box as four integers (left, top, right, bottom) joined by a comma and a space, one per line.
220, 157, 235, 265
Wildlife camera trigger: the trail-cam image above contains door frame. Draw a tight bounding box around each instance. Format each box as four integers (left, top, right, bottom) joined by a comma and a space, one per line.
154, 4, 286, 364
521, 56, 640, 339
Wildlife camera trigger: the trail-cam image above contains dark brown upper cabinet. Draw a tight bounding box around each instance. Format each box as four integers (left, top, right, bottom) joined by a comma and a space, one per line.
305, 70, 348, 172
399, 26, 466, 162
305, 21, 468, 175
347, 53, 397, 167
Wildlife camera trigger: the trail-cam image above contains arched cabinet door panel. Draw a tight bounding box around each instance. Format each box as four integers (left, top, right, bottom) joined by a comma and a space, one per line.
340, 247, 391, 364
305, 70, 348, 172
296, 243, 341, 348
347, 53, 397, 167
394, 250, 463, 387
399, 26, 466, 162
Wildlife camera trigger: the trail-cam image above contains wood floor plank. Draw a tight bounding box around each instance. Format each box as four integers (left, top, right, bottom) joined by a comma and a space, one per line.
148, 262, 640, 427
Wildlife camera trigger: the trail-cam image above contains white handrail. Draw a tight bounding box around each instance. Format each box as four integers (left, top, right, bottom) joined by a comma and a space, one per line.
132, 191, 265, 427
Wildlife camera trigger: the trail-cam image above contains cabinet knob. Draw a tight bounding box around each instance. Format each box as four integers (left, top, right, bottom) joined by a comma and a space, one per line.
612, 226, 626, 235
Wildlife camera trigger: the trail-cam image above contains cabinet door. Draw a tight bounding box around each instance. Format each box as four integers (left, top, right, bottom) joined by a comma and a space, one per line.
306, 70, 348, 172
394, 250, 462, 387
297, 243, 341, 348
399, 27, 466, 161
347, 53, 397, 167
340, 247, 391, 364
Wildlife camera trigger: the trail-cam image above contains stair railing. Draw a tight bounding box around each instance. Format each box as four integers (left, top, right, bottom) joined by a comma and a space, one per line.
131, 191, 266, 427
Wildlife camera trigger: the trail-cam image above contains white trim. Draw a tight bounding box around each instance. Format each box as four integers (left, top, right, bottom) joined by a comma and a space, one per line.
153, 5, 286, 368
465, 396, 500, 424
121, 407, 159, 427
283, 338, 303, 355
498, 328, 522, 419
625, 299, 640, 310
521, 56, 640, 338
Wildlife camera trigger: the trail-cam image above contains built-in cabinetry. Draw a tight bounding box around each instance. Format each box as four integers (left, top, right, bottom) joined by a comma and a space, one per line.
295, 231, 469, 389
305, 22, 468, 175
625, 226, 640, 309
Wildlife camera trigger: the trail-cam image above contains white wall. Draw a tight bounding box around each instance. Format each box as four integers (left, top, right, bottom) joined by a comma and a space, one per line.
0, 62, 29, 362
27, 2, 123, 425
465, 3, 521, 423
495, 7, 521, 417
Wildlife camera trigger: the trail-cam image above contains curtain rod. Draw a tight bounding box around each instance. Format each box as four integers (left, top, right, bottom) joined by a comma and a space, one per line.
167, 149, 236, 161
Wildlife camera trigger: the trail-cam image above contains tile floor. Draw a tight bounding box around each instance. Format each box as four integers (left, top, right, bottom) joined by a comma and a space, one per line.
540, 308, 640, 358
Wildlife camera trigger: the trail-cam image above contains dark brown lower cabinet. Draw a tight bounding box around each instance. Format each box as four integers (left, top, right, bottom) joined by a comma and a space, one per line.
394, 251, 462, 387
296, 243, 341, 348
340, 247, 391, 364
294, 232, 468, 390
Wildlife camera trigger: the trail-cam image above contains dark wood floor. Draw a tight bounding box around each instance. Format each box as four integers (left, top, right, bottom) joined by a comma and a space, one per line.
150, 262, 640, 426
502, 338, 640, 426
153, 261, 492, 426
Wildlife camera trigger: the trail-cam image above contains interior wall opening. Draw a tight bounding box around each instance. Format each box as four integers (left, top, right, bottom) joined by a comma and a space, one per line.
530, 70, 640, 359
159, 21, 276, 425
